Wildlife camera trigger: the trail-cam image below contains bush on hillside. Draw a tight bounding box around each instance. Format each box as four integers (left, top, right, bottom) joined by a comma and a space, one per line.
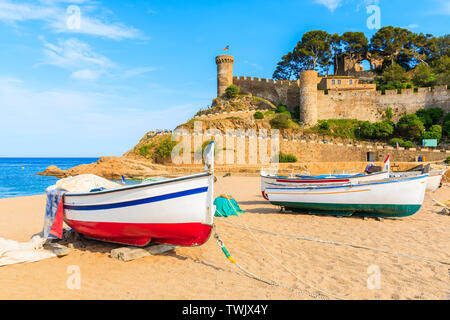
422, 125, 442, 141
396, 114, 425, 141
253, 111, 264, 119
389, 138, 404, 146
270, 114, 291, 129
154, 137, 177, 163
401, 140, 415, 148
279, 152, 297, 163
444, 120, 450, 137
224, 84, 239, 98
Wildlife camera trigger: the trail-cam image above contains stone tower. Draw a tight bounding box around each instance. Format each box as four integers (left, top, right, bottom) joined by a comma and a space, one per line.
299, 70, 318, 126
216, 55, 234, 97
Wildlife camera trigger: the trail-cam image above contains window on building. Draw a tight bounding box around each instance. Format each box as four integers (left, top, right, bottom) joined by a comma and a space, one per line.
349, 79, 353, 84
331, 80, 335, 85
337, 80, 341, 85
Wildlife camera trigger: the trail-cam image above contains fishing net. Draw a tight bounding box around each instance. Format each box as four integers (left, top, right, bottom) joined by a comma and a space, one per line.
214, 195, 245, 217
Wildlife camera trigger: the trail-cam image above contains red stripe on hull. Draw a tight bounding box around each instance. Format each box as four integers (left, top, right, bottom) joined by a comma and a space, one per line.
275, 179, 349, 183
65, 219, 212, 247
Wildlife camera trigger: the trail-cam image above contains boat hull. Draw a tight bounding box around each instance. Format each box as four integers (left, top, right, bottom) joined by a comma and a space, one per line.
266, 175, 427, 217
261, 171, 389, 200
63, 173, 213, 246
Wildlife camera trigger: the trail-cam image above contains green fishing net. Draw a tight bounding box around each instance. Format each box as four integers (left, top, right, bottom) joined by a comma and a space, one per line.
214, 196, 245, 217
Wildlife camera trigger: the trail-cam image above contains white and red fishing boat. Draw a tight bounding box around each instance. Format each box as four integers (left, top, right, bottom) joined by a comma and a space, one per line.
61, 142, 216, 247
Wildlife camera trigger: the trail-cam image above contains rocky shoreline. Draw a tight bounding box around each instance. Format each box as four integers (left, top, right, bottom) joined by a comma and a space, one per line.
37, 156, 450, 181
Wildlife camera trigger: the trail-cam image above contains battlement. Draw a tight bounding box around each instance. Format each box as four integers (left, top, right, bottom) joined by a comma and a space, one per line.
218, 55, 450, 126
233, 76, 300, 87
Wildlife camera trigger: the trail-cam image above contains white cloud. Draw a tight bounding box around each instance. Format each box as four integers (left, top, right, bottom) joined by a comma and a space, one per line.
404, 24, 419, 29
38, 37, 113, 80
71, 69, 99, 81
314, 0, 343, 12
41, 37, 112, 69
0, 0, 143, 40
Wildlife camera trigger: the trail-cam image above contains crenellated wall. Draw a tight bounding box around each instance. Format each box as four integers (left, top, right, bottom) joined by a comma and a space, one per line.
317, 85, 450, 122
220, 55, 450, 125
233, 76, 300, 111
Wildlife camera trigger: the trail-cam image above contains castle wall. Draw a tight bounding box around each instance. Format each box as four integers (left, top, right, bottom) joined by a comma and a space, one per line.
175, 133, 449, 164
233, 76, 300, 111
316, 85, 450, 122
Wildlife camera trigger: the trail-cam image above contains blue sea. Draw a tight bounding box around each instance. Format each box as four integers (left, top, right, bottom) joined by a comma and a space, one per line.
0, 158, 100, 199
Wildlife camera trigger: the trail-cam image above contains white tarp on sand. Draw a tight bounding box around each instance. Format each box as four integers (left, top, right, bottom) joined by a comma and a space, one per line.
0, 234, 56, 267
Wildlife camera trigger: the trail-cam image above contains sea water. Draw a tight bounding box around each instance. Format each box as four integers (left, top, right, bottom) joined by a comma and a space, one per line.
0, 158, 99, 199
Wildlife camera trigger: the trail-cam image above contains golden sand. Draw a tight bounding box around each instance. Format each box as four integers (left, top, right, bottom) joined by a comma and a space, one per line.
0, 176, 448, 300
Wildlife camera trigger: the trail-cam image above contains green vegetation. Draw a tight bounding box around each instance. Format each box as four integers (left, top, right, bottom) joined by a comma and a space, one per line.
388, 138, 415, 148
138, 142, 155, 157
253, 111, 264, 119
224, 84, 239, 98
273, 26, 449, 88
311, 119, 361, 139
310, 107, 449, 145
264, 110, 275, 116
396, 114, 425, 140
154, 137, 177, 163
269, 113, 291, 129
384, 107, 393, 121
279, 152, 297, 163
445, 156, 450, 164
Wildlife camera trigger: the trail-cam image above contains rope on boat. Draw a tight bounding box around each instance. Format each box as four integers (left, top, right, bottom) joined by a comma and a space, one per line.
216, 218, 450, 267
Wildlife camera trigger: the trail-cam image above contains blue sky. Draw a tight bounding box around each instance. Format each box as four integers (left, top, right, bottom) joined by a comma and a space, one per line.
0, 0, 448, 157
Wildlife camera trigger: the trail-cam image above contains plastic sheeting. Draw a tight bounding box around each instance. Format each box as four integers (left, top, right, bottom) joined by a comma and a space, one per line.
0, 234, 56, 267
55, 174, 121, 193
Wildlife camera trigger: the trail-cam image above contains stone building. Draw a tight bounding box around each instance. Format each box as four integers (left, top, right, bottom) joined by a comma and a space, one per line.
215, 54, 450, 127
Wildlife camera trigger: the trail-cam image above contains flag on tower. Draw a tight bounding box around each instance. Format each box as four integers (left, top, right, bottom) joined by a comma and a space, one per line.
223, 45, 229, 51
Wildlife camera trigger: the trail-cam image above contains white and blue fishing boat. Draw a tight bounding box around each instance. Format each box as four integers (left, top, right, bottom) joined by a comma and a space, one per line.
265, 174, 428, 217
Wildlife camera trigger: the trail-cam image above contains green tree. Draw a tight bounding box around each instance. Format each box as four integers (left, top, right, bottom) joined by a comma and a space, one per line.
341, 32, 368, 75
431, 55, 450, 85
443, 120, 450, 137
412, 63, 436, 87
297, 30, 333, 72
224, 84, 239, 98
373, 121, 394, 138
270, 114, 291, 129
396, 114, 425, 140
370, 26, 412, 66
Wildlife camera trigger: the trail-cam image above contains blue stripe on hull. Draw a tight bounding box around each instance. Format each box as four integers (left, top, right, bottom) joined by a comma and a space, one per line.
64, 187, 208, 211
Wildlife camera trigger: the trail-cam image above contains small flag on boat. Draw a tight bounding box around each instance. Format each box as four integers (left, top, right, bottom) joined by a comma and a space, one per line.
121, 175, 126, 184
223, 45, 229, 51
384, 155, 390, 172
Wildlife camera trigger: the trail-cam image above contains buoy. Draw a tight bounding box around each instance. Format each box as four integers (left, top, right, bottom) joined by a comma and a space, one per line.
21, 167, 24, 169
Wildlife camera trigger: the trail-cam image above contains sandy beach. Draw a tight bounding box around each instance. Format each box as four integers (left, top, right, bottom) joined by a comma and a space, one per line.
0, 175, 448, 300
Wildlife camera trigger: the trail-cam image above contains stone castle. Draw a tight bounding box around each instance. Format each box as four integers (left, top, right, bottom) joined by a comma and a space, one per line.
215, 55, 450, 126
